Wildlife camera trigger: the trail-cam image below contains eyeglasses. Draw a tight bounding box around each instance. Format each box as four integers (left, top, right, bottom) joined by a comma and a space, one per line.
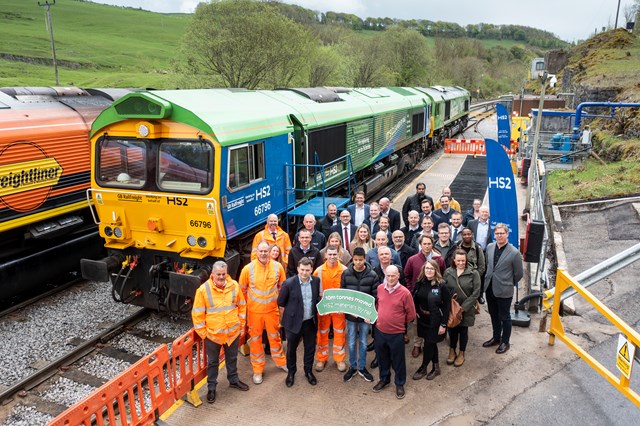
424, 267, 436, 271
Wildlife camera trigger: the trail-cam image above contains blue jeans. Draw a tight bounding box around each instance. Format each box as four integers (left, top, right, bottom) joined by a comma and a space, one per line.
347, 320, 370, 370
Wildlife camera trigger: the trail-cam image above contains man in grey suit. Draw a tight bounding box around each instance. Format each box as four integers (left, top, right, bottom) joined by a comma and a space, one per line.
482, 223, 523, 354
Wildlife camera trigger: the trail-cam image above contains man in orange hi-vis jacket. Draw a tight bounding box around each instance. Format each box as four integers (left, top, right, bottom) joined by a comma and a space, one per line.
192, 261, 249, 404
314, 245, 348, 373
239, 240, 288, 385
251, 214, 292, 267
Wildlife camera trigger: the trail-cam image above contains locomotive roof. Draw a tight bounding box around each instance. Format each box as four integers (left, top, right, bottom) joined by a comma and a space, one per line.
92, 87, 465, 146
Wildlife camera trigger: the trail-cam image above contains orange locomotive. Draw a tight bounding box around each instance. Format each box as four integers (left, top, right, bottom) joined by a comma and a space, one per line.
0, 87, 129, 305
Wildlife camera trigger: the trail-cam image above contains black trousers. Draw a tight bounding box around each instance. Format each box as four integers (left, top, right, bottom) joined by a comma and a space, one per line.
285, 319, 317, 375
486, 284, 513, 344
205, 337, 239, 391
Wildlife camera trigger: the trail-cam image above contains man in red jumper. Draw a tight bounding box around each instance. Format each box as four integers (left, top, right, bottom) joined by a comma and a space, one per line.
372, 265, 416, 399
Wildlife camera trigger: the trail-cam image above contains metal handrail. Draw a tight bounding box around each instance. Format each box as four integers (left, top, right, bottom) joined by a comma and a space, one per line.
543, 242, 640, 309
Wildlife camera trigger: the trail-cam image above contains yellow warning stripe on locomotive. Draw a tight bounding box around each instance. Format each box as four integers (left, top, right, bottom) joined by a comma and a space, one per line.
0, 158, 63, 197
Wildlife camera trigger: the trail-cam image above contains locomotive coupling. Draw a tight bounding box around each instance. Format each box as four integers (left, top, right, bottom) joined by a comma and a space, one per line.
169, 265, 212, 298
81, 254, 125, 282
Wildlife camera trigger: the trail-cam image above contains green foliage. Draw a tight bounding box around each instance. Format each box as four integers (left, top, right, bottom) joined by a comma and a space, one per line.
546, 159, 640, 203
383, 28, 432, 86
0, 0, 542, 94
179, 0, 314, 89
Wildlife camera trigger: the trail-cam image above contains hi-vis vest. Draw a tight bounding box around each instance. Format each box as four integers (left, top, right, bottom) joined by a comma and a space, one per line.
239, 259, 285, 313
192, 276, 246, 345
314, 261, 347, 293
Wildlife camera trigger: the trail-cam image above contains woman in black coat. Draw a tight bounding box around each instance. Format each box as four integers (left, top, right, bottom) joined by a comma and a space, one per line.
411, 259, 451, 381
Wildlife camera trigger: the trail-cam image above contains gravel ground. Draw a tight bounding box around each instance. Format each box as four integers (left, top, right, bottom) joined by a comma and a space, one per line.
0, 405, 53, 426
111, 333, 164, 357
78, 353, 131, 380
0, 281, 132, 387
39, 377, 96, 407
135, 314, 192, 339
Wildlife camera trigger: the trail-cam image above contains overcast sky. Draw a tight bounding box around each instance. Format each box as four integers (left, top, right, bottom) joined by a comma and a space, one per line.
89, 0, 637, 42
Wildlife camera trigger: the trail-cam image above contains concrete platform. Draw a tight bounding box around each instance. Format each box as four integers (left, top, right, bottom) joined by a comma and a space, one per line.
163, 131, 546, 424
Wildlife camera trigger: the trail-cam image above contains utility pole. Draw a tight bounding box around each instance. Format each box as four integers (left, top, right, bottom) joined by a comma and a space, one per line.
525, 72, 549, 211
38, 0, 59, 85
615, 0, 621, 28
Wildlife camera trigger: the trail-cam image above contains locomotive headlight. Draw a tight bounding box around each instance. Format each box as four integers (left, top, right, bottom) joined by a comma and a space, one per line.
113, 227, 123, 238
137, 124, 150, 137
187, 235, 197, 246
104, 226, 113, 237
197, 237, 208, 248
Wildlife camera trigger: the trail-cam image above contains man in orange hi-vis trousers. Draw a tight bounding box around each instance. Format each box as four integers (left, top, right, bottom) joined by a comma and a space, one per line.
239, 241, 288, 385
251, 214, 292, 267
314, 245, 348, 373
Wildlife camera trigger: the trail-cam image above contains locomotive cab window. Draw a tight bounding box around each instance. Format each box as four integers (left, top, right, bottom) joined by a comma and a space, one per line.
158, 140, 213, 194
228, 142, 265, 190
97, 138, 146, 188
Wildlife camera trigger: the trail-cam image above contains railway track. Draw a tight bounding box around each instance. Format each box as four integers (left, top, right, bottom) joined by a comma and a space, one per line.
0, 281, 193, 425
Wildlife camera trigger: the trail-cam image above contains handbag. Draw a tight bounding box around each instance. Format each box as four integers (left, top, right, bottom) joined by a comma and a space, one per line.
447, 293, 463, 328
456, 276, 481, 315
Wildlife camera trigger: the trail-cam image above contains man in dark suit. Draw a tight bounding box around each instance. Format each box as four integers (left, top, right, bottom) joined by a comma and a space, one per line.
347, 190, 369, 227
331, 210, 357, 252
468, 206, 491, 251
379, 197, 401, 232
316, 203, 338, 238
402, 182, 433, 227
482, 224, 524, 355
278, 257, 321, 387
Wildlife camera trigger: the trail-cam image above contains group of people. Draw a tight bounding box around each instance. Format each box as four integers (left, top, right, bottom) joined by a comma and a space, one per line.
192, 184, 523, 402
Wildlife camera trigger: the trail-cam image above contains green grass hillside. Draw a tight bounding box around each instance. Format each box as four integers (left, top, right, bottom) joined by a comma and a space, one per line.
0, 0, 544, 89
0, 0, 188, 87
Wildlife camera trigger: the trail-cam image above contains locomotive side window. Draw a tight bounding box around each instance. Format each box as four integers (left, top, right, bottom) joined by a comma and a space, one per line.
158, 141, 212, 194
97, 138, 146, 188
228, 142, 265, 190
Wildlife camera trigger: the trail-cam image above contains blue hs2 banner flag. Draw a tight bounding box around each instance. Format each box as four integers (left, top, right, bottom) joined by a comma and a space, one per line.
486, 138, 519, 247
496, 103, 511, 149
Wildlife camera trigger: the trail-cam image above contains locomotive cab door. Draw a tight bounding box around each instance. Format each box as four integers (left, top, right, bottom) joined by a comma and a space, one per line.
290, 114, 307, 198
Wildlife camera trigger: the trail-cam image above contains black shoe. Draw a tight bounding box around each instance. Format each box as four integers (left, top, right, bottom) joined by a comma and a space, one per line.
478, 296, 486, 304
482, 337, 501, 348
367, 342, 375, 352
370, 356, 378, 369
358, 368, 374, 382
412, 364, 428, 380
496, 343, 510, 354
343, 367, 357, 382
396, 385, 405, 399
229, 380, 249, 391
206, 389, 216, 403
305, 372, 317, 386
372, 380, 390, 393
285, 373, 295, 387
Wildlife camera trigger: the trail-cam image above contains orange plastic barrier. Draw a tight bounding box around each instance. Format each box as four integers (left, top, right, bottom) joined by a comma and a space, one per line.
48, 345, 174, 426
171, 329, 209, 402
444, 139, 486, 155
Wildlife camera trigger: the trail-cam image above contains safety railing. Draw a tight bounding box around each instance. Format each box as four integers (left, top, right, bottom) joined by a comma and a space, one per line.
548, 269, 640, 408
170, 329, 210, 407
48, 329, 211, 426
527, 159, 549, 292
444, 138, 486, 155
48, 345, 175, 426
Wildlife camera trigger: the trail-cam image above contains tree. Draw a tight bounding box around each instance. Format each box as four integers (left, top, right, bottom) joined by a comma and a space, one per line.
382, 27, 432, 86
307, 46, 341, 86
341, 33, 392, 87
179, 0, 313, 89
